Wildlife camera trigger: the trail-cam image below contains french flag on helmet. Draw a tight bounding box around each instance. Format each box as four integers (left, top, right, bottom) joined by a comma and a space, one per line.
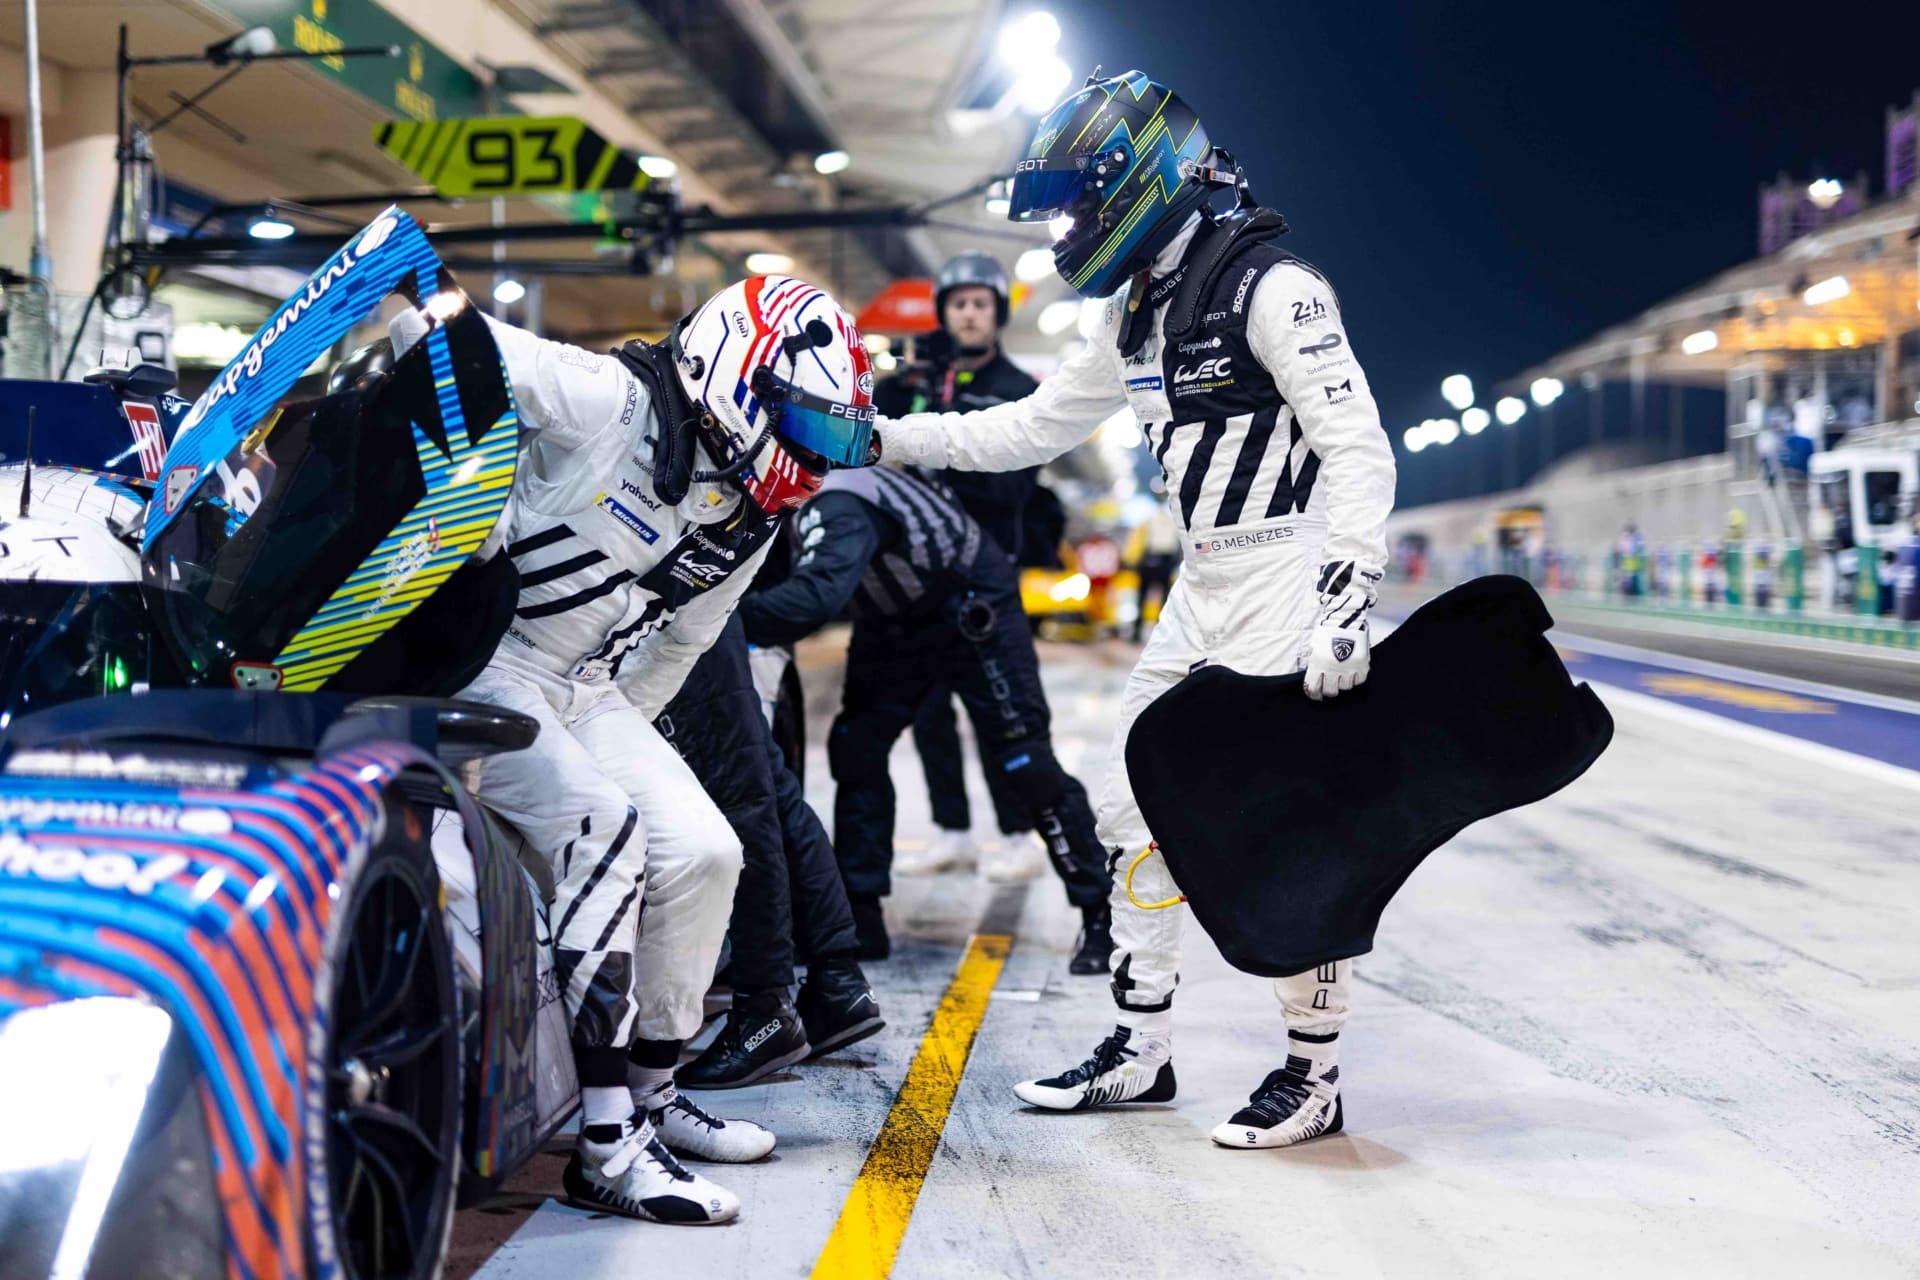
673, 275, 875, 512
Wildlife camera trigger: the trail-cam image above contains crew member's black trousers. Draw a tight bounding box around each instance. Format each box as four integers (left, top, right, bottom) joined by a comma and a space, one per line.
829, 586, 1109, 908
659, 619, 858, 994
911, 686, 1034, 834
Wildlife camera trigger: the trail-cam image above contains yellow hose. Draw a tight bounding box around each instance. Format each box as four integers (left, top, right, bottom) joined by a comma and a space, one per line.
1124, 844, 1185, 911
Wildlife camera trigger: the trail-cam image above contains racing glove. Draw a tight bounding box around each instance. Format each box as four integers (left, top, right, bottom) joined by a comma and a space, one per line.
1303, 559, 1381, 702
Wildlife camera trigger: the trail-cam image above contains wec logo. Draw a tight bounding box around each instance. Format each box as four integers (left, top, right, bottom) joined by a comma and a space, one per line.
675, 552, 728, 583
1174, 357, 1233, 384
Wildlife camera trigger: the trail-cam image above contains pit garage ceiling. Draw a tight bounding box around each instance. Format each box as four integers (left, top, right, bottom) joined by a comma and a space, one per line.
1, 0, 1055, 338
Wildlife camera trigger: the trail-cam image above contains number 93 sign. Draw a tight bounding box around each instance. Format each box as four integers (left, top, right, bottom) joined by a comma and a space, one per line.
373, 115, 656, 198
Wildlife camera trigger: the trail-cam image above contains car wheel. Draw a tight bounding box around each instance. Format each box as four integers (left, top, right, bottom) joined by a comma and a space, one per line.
322, 803, 461, 1279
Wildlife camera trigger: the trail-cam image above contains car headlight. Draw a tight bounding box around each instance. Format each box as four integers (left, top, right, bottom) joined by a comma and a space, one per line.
0, 997, 174, 1276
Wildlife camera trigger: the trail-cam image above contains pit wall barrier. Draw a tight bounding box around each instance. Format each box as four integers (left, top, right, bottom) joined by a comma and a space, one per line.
1412, 539, 1920, 648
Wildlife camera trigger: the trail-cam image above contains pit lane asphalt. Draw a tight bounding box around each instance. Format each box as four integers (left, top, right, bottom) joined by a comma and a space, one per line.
447, 627, 1920, 1280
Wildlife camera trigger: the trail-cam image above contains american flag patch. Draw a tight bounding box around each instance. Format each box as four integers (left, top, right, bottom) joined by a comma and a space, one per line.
122, 402, 167, 481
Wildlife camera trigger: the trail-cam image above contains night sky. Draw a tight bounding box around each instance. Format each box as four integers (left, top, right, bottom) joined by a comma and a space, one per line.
1045, 0, 1920, 506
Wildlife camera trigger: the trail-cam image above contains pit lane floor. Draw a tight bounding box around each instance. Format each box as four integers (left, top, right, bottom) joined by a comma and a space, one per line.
449, 632, 1920, 1280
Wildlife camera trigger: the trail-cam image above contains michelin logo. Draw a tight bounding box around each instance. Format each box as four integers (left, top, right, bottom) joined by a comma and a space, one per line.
1126, 375, 1164, 393
597, 492, 659, 543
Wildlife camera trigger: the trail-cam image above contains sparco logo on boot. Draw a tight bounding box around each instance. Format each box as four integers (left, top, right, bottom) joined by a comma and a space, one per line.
743, 1020, 781, 1051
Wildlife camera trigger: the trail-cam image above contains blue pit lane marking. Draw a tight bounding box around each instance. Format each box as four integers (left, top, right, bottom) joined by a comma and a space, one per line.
1550, 633, 1920, 774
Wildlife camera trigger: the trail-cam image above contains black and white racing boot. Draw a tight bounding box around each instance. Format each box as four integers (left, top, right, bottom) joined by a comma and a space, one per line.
1210, 1054, 1343, 1149
675, 989, 811, 1091
640, 1082, 776, 1162
563, 1118, 739, 1224
796, 956, 885, 1058
1012, 1025, 1176, 1111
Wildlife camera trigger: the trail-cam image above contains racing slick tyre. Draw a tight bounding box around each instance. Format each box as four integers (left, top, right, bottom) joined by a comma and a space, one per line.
315, 796, 462, 1280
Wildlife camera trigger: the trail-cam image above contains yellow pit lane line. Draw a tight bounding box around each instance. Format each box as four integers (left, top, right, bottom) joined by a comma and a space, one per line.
809, 930, 1012, 1280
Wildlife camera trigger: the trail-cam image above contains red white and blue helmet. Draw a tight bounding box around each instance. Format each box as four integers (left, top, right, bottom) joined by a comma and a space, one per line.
671, 275, 875, 511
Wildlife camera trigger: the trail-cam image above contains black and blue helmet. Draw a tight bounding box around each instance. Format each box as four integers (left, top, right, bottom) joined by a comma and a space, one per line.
1007, 70, 1214, 299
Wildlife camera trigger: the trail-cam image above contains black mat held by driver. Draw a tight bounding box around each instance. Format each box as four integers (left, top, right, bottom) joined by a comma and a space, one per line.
1125, 575, 1613, 977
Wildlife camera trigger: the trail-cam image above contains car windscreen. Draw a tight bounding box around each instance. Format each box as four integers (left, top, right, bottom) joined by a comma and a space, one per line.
143, 298, 511, 690
0, 582, 164, 723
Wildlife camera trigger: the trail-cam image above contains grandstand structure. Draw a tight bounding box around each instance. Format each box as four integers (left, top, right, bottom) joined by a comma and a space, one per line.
1390, 91, 1920, 612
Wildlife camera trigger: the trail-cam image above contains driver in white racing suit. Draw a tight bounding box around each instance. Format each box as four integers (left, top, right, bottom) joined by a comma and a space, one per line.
878, 71, 1396, 1149
410, 276, 877, 1222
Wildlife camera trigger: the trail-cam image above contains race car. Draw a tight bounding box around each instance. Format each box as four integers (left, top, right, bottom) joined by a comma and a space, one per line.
0, 208, 580, 1280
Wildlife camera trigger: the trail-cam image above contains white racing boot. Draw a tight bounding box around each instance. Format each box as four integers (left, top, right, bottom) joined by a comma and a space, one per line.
1210, 1052, 1343, 1149
979, 835, 1041, 883
639, 1081, 776, 1162
563, 1117, 740, 1224
896, 828, 975, 875
1013, 1025, 1175, 1111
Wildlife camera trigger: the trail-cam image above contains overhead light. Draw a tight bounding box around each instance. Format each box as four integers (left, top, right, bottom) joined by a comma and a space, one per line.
425, 291, 466, 321
206, 25, 277, 65
813, 150, 851, 176
873, 351, 897, 372
1037, 299, 1081, 336
1047, 214, 1076, 242
638, 155, 678, 180
247, 212, 296, 240
985, 195, 1012, 217
1403, 425, 1429, 453
1529, 376, 1564, 407
1440, 374, 1474, 411
1014, 247, 1056, 283
998, 10, 1062, 63
745, 252, 793, 274
1461, 406, 1490, 434
1014, 56, 1073, 114
998, 12, 1070, 113
1495, 396, 1527, 425
492, 278, 527, 305
1429, 417, 1460, 446
863, 333, 891, 354
1806, 177, 1843, 209
172, 322, 251, 366
1803, 275, 1849, 306
1680, 328, 1718, 355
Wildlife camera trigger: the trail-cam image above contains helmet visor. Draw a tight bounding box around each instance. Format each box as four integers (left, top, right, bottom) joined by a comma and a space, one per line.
756, 371, 874, 468
1007, 148, 1126, 223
